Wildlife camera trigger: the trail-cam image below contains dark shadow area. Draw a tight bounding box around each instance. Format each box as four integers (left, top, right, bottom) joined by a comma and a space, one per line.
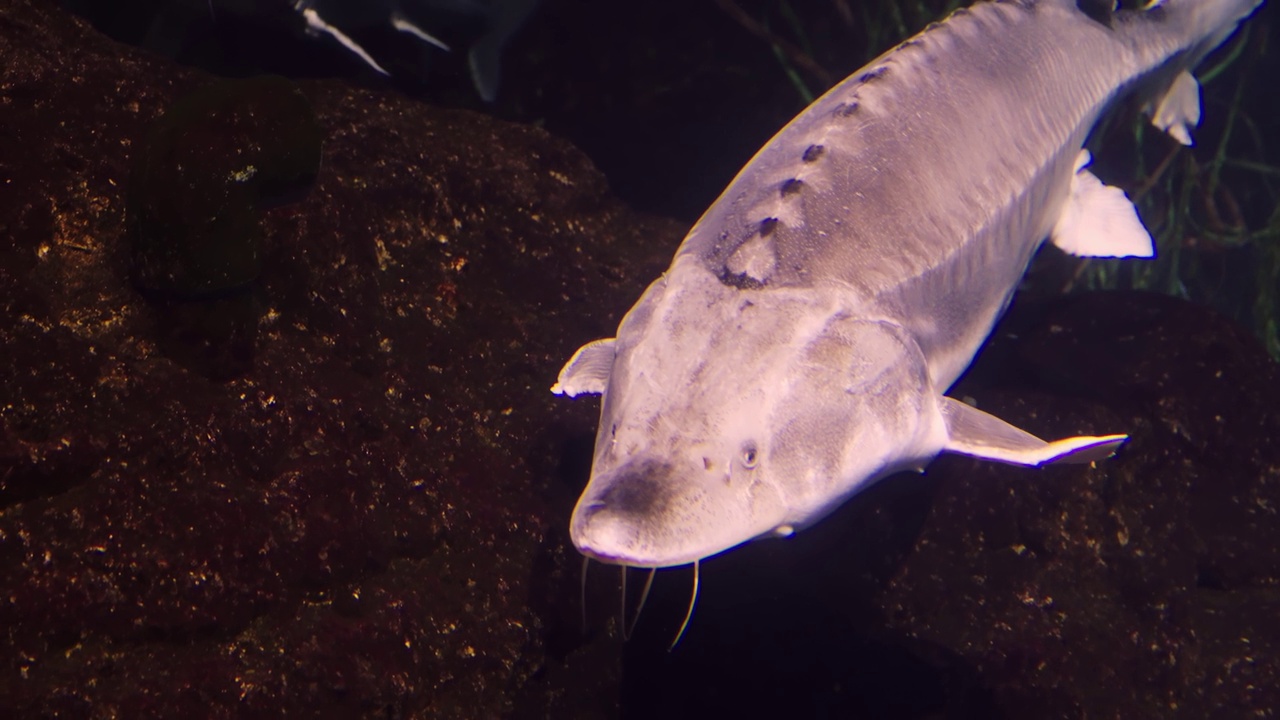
603, 471, 1003, 719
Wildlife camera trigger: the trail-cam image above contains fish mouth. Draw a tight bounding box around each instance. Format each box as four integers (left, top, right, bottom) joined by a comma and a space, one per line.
574, 533, 659, 568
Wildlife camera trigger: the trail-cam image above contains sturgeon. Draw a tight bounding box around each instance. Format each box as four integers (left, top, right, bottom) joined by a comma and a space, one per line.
553, 0, 1263, 570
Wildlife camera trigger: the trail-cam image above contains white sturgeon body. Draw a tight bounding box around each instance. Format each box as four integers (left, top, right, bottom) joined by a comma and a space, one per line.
553, 0, 1263, 568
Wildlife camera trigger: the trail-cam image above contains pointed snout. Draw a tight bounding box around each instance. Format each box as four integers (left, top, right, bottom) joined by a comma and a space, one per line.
570, 455, 788, 568
570, 458, 686, 568
571, 500, 645, 565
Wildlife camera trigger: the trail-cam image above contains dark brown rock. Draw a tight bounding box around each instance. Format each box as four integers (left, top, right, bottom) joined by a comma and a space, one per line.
0, 0, 679, 716
880, 291, 1280, 718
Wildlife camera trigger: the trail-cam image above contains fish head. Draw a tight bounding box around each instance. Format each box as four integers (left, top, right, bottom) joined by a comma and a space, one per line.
569, 259, 944, 568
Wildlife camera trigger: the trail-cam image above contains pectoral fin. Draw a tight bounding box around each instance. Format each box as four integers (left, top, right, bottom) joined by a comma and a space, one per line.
551, 338, 616, 396
1145, 70, 1201, 146
939, 396, 1127, 466
1050, 150, 1154, 259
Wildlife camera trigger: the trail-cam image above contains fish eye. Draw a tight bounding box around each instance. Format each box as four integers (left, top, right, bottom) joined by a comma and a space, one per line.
741, 443, 759, 469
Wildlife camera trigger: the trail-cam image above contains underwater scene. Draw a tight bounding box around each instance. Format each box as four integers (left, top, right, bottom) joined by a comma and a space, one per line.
2, 0, 1278, 717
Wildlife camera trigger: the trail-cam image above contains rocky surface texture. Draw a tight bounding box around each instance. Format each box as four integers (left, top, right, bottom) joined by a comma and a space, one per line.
885, 290, 1280, 717
0, 0, 675, 716
3, 1, 1279, 719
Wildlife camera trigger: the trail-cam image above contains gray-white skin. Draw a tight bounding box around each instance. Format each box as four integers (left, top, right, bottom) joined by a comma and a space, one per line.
554, 0, 1264, 570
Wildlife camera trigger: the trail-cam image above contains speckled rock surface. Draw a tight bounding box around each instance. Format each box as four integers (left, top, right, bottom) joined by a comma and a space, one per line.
879, 290, 1280, 718
0, 0, 677, 716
